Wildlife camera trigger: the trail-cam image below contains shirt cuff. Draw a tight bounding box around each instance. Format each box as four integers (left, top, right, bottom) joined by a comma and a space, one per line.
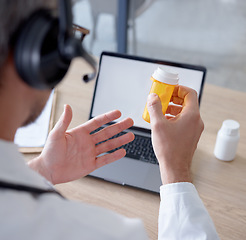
159, 182, 198, 201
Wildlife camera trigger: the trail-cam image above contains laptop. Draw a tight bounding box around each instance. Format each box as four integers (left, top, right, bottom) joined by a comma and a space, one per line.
89, 51, 206, 193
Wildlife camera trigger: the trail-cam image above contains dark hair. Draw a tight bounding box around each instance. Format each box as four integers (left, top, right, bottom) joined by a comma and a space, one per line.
0, 0, 57, 70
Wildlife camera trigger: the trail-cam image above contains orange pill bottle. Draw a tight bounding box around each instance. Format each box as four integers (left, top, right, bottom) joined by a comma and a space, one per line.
142, 67, 179, 123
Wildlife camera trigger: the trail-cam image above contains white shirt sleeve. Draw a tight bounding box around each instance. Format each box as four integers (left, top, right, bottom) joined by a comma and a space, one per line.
158, 182, 220, 240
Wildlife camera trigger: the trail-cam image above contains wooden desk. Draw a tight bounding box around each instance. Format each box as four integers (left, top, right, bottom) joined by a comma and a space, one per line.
25, 58, 246, 239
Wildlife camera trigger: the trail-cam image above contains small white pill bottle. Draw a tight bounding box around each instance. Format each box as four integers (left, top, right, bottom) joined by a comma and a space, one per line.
214, 119, 240, 161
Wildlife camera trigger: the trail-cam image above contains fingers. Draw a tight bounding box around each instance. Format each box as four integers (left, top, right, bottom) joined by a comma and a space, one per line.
93, 121, 135, 170
146, 86, 199, 127
52, 104, 73, 136
95, 148, 127, 169
95, 132, 134, 156
92, 117, 134, 144
147, 93, 166, 125
83, 110, 122, 133
171, 85, 199, 110
166, 104, 182, 116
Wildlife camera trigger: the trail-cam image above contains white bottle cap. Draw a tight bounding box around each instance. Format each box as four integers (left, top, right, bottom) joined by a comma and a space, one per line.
220, 119, 240, 136
152, 67, 179, 85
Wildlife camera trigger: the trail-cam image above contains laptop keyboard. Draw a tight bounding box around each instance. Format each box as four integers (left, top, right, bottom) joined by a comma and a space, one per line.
123, 133, 158, 164
91, 127, 158, 165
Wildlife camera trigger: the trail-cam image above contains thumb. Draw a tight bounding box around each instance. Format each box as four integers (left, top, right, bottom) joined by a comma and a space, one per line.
147, 93, 165, 125
52, 104, 73, 135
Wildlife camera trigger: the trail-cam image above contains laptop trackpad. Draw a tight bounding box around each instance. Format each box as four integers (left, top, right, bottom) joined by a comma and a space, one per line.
90, 157, 149, 184
89, 157, 162, 192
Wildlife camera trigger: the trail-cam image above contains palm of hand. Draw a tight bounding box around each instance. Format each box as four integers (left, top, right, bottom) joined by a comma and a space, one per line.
40, 105, 134, 185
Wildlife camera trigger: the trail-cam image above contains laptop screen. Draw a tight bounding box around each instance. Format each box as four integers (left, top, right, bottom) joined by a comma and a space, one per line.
90, 52, 206, 131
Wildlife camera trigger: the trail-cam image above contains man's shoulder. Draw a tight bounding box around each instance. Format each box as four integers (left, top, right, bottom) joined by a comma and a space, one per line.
0, 190, 147, 240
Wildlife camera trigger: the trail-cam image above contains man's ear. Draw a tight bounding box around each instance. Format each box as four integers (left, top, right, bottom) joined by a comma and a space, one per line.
0, 52, 30, 90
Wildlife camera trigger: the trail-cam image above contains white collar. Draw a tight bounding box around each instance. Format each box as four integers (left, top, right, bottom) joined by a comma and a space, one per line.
0, 139, 54, 190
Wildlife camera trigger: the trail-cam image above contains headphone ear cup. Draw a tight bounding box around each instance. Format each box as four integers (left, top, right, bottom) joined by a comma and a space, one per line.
14, 10, 70, 89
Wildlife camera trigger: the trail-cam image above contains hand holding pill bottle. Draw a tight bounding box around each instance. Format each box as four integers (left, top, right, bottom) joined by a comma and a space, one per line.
142, 67, 179, 123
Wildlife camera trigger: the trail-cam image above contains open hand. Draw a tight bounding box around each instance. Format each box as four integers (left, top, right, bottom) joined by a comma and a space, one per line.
29, 105, 134, 184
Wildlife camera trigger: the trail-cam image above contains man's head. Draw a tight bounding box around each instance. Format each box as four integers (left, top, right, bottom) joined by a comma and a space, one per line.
0, 0, 57, 74
0, 0, 57, 140
0, 0, 95, 141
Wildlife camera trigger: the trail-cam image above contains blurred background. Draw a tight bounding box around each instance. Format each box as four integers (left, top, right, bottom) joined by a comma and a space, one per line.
72, 0, 246, 92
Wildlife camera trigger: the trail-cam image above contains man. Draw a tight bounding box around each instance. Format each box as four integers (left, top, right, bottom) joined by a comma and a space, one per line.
0, 0, 219, 239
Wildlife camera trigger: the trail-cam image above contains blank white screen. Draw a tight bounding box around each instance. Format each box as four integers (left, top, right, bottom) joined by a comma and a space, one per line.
91, 55, 204, 130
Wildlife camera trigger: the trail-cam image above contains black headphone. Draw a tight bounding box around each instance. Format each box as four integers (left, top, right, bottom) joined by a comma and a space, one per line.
14, 0, 97, 90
